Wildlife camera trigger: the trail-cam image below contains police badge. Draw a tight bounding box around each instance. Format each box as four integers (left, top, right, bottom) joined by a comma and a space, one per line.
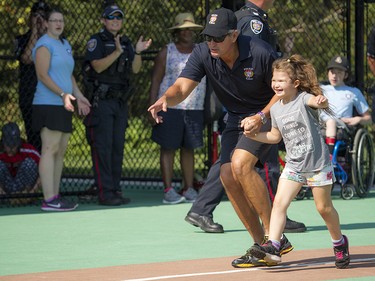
250, 19, 263, 35
87, 38, 97, 52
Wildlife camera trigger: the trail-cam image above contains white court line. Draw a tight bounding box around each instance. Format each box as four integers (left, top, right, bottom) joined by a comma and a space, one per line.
123, 257, 375, 281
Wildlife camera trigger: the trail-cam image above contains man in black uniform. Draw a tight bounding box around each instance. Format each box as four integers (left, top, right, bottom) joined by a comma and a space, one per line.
14, 1, 50, 152
149, 7, 293, 268
185, 0, 306, 238
83, 4, 151, 206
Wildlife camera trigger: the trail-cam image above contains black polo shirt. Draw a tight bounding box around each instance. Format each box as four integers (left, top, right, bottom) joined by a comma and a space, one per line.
179, 36, 276, 115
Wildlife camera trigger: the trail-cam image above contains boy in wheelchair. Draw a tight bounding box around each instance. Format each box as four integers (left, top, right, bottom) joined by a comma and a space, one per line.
320, 56, 373, 199
320, 55, 372, 155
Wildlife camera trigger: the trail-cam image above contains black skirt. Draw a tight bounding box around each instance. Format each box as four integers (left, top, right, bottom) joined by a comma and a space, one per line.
32, 105, 73, 133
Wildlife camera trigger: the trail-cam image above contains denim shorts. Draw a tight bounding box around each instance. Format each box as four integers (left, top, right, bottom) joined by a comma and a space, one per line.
280, 164, 335, 186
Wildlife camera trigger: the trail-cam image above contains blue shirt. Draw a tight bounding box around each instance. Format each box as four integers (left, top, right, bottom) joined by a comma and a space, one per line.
320, 84, 369, 121
32, 34, 74, 105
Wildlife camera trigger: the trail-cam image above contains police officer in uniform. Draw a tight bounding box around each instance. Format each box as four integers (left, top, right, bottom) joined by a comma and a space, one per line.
236, 0, 279, 52
185, 0, 306, 238
83, 4, 151, 206
14, 1, 50, 152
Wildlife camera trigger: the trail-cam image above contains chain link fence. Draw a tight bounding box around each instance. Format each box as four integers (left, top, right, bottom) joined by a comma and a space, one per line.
1, 0, 373, 205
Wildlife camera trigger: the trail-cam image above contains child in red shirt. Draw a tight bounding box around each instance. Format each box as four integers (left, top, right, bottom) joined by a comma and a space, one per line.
0, 122, 40, 195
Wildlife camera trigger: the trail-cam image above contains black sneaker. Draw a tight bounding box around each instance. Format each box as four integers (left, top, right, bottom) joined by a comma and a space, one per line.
250, 241, 281, 263
284, 217, 306, 233
334, 235, 350, 269
232, 235, 274, 268
231, 250, 271, 268
78, 185, 98, 200
98, 196, 122, 206
232, 234, 293, 268
115, 191, 131, 205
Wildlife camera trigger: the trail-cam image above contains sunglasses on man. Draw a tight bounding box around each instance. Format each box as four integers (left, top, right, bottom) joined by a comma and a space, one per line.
204, 32, 232, 43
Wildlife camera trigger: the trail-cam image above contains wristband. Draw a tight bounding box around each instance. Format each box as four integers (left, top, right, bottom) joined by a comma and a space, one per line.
135, 51, 141, 55
257, 111, 267, 124
60, 92, 65, 98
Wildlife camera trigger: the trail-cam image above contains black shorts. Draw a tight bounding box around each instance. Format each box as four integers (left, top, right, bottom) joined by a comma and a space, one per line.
151, 108, 204, 150
220, 114, 274, 164
32, 105, 73, 133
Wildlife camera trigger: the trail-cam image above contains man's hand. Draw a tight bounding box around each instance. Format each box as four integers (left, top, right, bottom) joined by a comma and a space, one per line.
241, 115, 262, 137
31, 13, 46, 37
77, 96, 91, 116
147, 97, 167, 124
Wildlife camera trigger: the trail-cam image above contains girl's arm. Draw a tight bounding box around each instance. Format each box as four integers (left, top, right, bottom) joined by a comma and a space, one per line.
307, 94, 328, 109
245, 126, 282, 144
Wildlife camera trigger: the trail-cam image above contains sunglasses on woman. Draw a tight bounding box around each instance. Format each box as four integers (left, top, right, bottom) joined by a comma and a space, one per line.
106, 15, 123, 20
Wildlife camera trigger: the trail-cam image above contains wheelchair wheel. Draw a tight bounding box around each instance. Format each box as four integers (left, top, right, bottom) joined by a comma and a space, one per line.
351, 129, 375, 198
341, 184, 354, 200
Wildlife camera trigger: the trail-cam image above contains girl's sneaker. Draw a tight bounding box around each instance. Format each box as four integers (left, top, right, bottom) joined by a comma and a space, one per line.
250, 240, 281, 263
334, 235, 350, 269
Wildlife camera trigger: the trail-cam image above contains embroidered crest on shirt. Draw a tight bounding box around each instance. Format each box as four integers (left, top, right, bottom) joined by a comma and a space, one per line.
250, 19, 263, 34
244, 68, 254, 80
209, 14, 218, 25
87, 39, 97, 52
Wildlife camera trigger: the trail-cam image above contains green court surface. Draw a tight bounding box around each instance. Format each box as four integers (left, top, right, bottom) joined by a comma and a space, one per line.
0, 187, 374, 277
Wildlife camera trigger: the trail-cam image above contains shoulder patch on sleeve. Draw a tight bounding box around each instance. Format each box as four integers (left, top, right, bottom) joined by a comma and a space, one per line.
87, 38, 97, 52
250, 19, 263, 35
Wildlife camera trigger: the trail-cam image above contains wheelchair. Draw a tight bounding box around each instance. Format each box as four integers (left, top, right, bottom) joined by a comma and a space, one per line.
296, 121, 375, 200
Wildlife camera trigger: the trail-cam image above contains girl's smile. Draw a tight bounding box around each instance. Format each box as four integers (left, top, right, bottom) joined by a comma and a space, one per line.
272, 70, 300, 104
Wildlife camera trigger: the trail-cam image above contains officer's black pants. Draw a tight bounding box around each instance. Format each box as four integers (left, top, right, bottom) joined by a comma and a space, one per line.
189, 159, 225, 217
85, 99, 128, 199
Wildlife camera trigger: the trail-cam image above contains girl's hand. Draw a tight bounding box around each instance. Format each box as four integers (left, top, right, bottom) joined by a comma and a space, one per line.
315, 95, 327, 104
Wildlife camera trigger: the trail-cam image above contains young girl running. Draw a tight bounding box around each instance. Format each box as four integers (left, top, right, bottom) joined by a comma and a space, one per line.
244, 54, 350, 269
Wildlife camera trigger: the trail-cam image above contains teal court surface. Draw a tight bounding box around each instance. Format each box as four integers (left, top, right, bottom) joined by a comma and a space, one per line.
0, 186, 374, 280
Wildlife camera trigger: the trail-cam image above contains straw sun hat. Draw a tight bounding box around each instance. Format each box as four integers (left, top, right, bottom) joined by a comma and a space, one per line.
168, 12, 203, 31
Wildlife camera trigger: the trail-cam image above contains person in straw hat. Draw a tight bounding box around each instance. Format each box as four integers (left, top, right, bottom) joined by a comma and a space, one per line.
149, 12, 207, 204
